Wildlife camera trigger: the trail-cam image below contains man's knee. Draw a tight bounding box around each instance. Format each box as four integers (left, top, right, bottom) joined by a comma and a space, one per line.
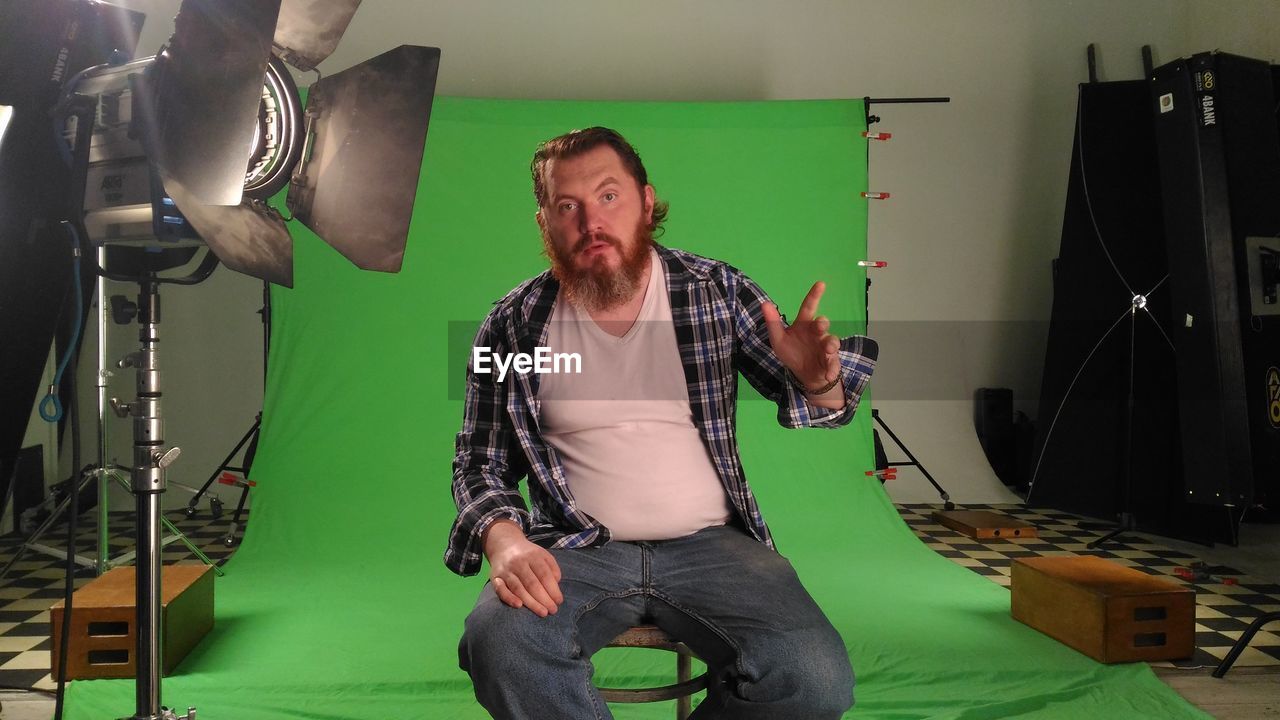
735, 626, 854, 716
460, 593, 577, 677
796, 639, 855, 715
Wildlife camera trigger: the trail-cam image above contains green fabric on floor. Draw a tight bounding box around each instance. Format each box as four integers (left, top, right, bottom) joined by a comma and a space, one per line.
66, 97, 1207, 719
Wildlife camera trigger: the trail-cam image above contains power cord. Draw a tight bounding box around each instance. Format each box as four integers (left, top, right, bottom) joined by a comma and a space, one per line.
38, 222, 86, 423
42, 222, 85, 720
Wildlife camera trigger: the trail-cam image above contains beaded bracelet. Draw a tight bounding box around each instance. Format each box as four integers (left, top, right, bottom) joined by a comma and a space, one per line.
786, 368, 841, 396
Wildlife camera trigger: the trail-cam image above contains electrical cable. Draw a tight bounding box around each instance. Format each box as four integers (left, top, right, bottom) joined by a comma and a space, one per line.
38, 219, 88, 719
39, 223, 87, 423
52, 305, 83, 720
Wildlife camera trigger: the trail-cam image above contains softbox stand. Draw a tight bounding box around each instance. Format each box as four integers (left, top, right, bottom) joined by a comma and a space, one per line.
1086, 292, 1167, 549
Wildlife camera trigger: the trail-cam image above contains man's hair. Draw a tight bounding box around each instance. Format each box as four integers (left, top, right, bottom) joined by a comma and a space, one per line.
531, 126, 669, 235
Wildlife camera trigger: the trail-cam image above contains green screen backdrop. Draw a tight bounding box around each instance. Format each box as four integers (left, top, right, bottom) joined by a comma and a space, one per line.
66, 97, 1207, 719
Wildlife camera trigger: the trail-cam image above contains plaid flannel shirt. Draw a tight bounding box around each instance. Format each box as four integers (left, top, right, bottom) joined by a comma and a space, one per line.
445, 245, 878, 576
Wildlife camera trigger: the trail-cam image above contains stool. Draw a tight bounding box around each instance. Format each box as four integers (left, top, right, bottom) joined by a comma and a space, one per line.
597, 625, 708, 719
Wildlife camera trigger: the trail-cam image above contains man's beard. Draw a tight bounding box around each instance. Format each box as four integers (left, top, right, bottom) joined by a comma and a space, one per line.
543, 221, 654, 312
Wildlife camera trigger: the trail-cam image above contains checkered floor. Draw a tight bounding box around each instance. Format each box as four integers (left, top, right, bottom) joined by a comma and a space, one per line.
898, 503, 1280, 670
1, 503, 1277, 693
0, 506, 245, 692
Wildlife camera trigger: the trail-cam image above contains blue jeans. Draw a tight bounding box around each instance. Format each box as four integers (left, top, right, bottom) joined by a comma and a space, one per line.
459, 525, 854, 719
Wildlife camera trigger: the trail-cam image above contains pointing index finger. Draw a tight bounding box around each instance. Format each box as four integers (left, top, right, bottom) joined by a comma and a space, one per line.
796, 281, 825, 322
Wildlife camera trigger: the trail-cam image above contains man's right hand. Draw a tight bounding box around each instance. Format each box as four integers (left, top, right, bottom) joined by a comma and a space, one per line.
482, 519, 564, 617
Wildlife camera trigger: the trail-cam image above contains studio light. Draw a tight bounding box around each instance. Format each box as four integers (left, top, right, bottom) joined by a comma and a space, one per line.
64, 0, 440, 288
9, 1, 444, 718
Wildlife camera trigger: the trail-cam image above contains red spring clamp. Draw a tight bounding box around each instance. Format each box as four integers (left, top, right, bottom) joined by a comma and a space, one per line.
862, 131, 893, 141
861, 191, 891, 200
217, 471, 258, 488
858, 260, 888, 268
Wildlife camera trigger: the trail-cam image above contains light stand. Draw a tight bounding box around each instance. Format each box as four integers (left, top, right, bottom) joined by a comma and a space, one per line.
107, 287, 228, 572
96, 246, 113, 572
94, 245, 224, 720
30, 3, 440, 717
113, 276, 189, 720
0, 280, 219, 582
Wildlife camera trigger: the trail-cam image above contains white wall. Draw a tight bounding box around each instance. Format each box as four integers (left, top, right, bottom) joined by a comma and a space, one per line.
61, 0, 1279, 511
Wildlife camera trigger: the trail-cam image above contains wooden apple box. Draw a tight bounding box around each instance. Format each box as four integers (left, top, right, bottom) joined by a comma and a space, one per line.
932, 509, 1038, 539
1011, 555, 1194, 663
50, 564, 214, 680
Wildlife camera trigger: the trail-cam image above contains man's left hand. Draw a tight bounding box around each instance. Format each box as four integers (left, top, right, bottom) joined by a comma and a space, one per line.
761, 281, 841, 395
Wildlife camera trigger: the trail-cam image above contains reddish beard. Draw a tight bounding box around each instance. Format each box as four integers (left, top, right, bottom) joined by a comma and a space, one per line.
542, 220, 654, 312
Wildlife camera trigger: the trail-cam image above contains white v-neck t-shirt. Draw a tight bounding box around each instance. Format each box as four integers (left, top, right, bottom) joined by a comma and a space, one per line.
539, 248, 730, 541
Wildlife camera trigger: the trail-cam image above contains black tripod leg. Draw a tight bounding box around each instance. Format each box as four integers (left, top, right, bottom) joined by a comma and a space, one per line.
1213, 612, 1280, 678
873, 410, 953, 509
1087, 511, 1137, 550
223, 482, 252, 546
1087, 526, 1126, 549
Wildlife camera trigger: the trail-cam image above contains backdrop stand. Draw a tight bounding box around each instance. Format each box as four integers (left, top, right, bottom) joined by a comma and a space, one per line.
873, 409, 954, 510
184, 414, 258, 546
185, 279, 269, 545
860, 102, 954, 510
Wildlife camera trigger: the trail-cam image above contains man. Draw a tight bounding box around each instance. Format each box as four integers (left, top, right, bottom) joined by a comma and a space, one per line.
447, 126, 877, 719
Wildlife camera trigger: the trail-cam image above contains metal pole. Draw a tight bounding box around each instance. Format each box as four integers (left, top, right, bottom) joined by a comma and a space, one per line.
96, 246, 111, 574
135, 491, 163, 719
863, 96, 951, 127
128, 279, 182, 720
